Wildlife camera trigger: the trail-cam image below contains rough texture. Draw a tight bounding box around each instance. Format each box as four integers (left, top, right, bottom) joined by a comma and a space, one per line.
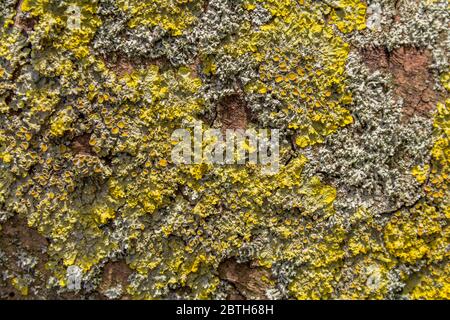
0, 0, 448, 300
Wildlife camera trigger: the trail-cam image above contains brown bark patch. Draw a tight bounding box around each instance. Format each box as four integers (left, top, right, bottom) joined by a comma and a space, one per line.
360, 46, 389, 72
218, 94, 249, 132
218, 258, 273, 300
203, 1, 210, 12
98, 261, 133, 299
108, 56, 135, 77
0, 216, 106, 299
14, 0, 38, 33
0, 216, 50, 299
390, 47, 437, 119
71, 133, 94, 156
361, 46, 438, 120
103, 55, 170, 77
188, 56, 202, 79
1, 216, 48, 255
